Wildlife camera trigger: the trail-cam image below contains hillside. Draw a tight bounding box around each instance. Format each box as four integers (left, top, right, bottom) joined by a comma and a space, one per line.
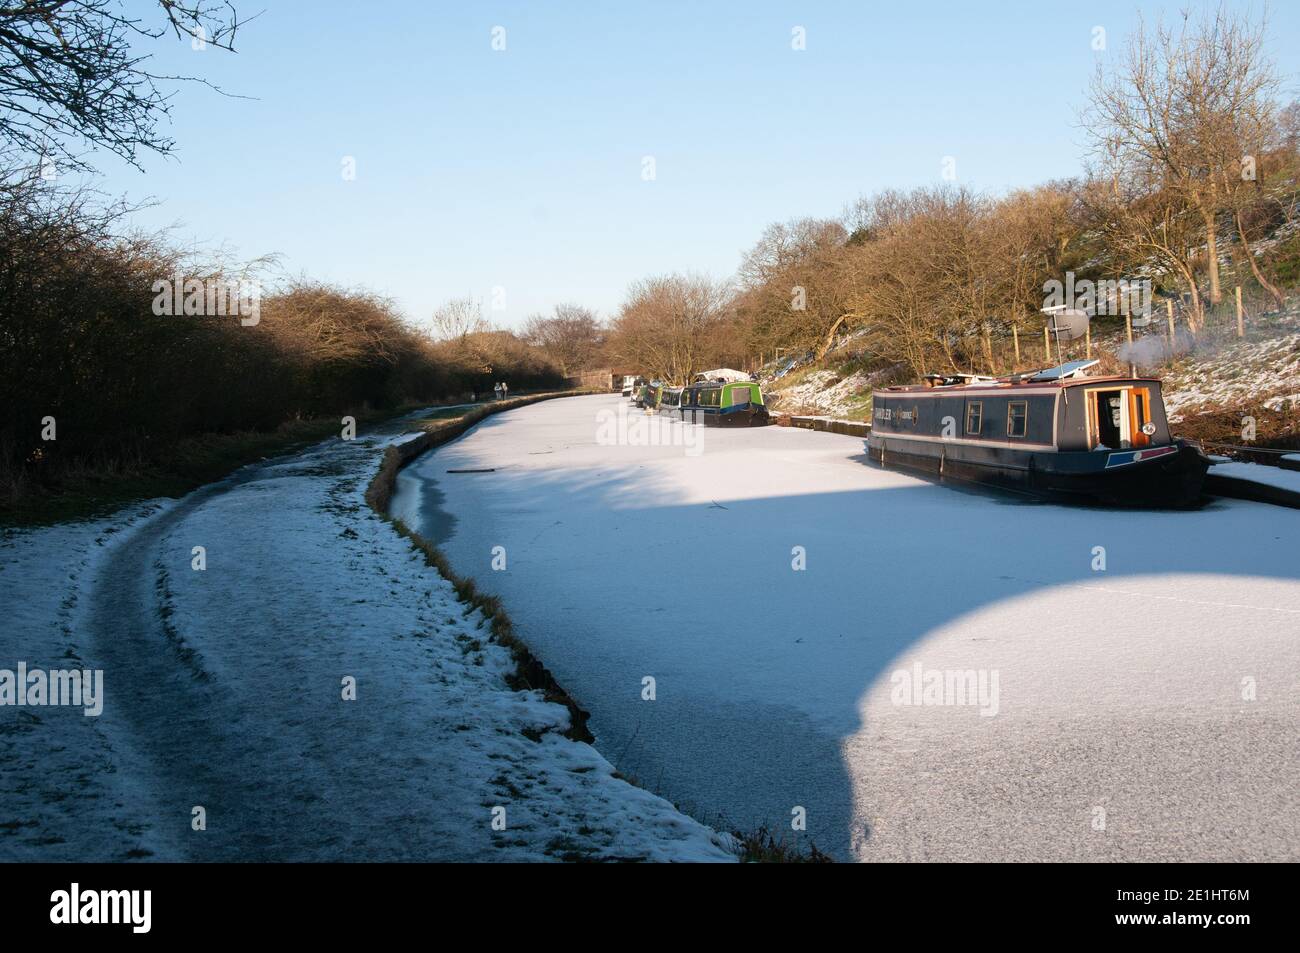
762, 303, 1300, 452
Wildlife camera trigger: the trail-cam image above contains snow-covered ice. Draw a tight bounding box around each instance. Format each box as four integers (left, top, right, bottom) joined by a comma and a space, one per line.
1211, 460, 1300, 494
1, 422, 732, 862
395, 394, 1300, 862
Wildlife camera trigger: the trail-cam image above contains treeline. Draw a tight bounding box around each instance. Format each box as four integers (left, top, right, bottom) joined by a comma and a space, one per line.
0, 177, 564, 508
576, 7, 1299, 385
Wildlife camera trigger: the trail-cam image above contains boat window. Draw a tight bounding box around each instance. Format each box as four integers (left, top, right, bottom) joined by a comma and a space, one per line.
1007, 401, 1027, 438
965, 401, 983, 435
730, 386, 752, 406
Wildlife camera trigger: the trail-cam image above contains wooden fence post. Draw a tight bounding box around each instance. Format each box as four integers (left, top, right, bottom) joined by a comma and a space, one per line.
1166, 299, 1176, 349
1236, 286, 1245, 338
1012, 325, 1020, 364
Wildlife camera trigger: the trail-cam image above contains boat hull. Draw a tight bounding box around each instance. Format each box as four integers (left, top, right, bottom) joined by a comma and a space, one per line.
677, 406, 771, 427
867, 435, 1209, 507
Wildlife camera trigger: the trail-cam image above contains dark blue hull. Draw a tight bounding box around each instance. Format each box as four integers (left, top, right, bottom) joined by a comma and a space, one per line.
675, 406, 771, 427
867, 435, 1209, 507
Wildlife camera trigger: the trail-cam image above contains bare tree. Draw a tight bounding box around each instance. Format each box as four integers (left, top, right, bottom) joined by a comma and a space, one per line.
429, 296, 488, 342
736, 217, 855, 361
608, 273, 731, 383
1080, 170, 1208, 324
989, 183, 1080, 345
0, 1, 248, 171
1087, 6, 1280, 314
522, 304, 604, 377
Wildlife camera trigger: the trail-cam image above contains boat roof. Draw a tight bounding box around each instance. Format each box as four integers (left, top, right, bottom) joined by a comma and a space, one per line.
879, 371, 1161, 394
686, 378, 756, 389
693, 367, 751, 383
1030, 359, 1098, 380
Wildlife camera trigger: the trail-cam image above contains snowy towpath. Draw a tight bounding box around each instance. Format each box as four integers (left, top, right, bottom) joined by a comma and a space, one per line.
394, 395, 1300, 862
1, 412, 732, 862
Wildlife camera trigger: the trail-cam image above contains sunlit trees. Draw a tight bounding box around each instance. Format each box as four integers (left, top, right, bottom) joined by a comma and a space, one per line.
0, 181, 566, 507
607, 273, 732, 383
735, 218, 856, 361
523, 304, 605, 377
1087, 6, 1282, 316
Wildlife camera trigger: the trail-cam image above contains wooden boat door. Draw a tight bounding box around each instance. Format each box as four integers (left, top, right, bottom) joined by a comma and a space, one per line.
1086, 387, 1131, 450
1085, 385, 1153, 450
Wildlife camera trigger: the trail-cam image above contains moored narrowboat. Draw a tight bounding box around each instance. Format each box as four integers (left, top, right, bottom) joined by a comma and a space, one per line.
678, 379, 771, 427
634, 382, 662, 409
657, 386, 685, 416
867, 361, 1209, 506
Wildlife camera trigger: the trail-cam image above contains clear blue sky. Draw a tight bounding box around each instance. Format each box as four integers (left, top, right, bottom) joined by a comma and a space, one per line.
92, 0, 1297, 331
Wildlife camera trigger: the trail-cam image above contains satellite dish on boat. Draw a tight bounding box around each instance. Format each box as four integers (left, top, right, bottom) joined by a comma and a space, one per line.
1029, 359, 1099, 382
1042, 307, 1090, 341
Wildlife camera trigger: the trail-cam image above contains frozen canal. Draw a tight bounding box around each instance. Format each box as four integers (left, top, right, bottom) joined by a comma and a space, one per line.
393, 394, 1300, 861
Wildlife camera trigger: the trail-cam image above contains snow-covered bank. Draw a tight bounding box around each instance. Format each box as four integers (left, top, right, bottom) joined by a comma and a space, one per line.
1, 421, 733, 862
397, 394, 1300, 862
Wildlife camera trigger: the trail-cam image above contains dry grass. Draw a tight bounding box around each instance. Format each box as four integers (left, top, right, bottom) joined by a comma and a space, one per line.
730, 825, 834, 863
365, 392, 597, 743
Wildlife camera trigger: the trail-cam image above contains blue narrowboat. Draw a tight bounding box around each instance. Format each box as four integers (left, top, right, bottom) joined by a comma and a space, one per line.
867, 361, 1209, 506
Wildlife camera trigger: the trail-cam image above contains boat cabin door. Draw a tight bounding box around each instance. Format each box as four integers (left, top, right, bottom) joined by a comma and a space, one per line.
1087, 386, 1152, 450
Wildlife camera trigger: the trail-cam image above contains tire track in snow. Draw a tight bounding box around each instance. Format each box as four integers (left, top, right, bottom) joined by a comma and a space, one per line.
82, 471, 308, 860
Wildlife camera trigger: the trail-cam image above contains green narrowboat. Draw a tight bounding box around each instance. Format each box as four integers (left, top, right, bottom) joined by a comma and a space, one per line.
635, 382, 662, 410
678, 380, 770, 427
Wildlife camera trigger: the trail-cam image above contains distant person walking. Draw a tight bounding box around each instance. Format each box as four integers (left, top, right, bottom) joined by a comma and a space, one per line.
500, 381, 509, 399
493, 382, 503, 401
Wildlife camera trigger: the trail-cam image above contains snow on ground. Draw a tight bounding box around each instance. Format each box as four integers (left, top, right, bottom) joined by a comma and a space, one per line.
1, 421, 732, 862
769, 369, 871, 417
0, 501, 177, 859
395, 394, 1300, 862
760, 313, 1300, 425
1211, 460, 1300, 494
1263, 393, 1300, 412
1161, 328, 1300, 421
